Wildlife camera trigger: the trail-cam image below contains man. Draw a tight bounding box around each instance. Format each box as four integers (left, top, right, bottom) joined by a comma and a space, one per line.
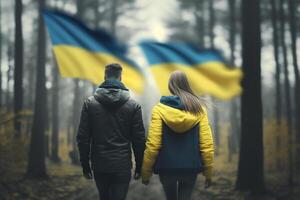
77, 63, 145, 200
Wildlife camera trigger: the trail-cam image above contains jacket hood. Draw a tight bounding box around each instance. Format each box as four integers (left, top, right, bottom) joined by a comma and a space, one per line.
94, 79, 130, 107
156, 96, 201, 133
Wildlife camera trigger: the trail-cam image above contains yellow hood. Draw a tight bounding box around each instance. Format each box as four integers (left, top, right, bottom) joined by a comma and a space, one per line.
155, 103, 200, 133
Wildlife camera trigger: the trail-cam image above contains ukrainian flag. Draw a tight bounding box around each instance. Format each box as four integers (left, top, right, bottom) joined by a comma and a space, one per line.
140, 41, 242, 99
43, 10, 144, 93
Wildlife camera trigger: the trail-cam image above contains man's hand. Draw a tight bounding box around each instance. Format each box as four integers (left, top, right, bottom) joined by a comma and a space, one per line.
134, 171, 141, 180
142, 180, 149, 185
82, 165, 93, 180
205, 178, 212, 188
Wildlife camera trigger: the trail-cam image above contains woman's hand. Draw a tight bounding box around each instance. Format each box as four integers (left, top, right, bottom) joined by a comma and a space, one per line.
205, 178, 212, 188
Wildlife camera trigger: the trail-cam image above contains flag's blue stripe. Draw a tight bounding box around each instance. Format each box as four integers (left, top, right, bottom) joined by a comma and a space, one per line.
139, 42, 225, 66
44, 10, 110, 52
43, 10, 140, 70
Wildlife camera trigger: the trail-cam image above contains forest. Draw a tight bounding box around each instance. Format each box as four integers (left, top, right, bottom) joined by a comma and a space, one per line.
0, 0, 299, 199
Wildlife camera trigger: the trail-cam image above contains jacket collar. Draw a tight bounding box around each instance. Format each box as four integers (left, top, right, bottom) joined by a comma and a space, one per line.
160, 96, 185, 110
98, 79, 129, 91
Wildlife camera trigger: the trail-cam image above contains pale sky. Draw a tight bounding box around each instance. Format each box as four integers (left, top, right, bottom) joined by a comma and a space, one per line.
119, 0, 178, 43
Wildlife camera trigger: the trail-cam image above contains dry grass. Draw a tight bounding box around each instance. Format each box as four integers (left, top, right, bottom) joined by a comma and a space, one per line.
0, 120, 90, 200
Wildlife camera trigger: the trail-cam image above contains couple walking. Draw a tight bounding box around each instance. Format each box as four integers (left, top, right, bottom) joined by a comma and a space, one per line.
77, 63, 214, 200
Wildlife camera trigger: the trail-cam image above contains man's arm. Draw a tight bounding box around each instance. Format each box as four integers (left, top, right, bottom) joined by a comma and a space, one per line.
76, 100, 92, 179
131, 104, 146, 177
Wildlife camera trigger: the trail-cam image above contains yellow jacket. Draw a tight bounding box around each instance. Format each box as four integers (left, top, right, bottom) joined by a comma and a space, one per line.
141, 103, 214, 182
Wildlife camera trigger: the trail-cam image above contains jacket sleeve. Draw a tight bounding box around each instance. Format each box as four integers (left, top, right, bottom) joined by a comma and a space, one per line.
141, 106, 163, 182
199, 108, 214, 179
131, 104, 146, 173
76, 100, 91, 168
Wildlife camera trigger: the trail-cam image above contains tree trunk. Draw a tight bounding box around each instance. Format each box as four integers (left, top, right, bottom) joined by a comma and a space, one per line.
0, 0, 2, 109
70, 79, 80, 165
69, 0, 85, 165
26, 0, 47, 178
27, 60, 36, 112
288, 0, 300, 170
50, 65, 60, 163
110, 0, 118, 36
208, 0, 220, 152
45, 87, 50, 158
236, 0, 264, 191
271, 0, 282, 171
228, 0, 240, 160
14, 0, 24, 137
45, 133, 50, 158
213, 107, 220, 149
229, 0, 236, 65
93, 0, 99, 28
279, 0, 293, 186
195, 1, 205, 47
66, 110, 73, 145
6, 44, 13, 112
209, 0, 215, 48
271, 0, 282, 125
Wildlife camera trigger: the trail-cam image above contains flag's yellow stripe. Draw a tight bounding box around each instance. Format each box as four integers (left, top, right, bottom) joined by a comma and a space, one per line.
151, 62, 243, 99
53, 45, 144, 93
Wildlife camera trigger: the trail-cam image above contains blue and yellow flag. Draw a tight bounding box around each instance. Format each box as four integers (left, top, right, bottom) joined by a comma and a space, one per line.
43, 10, 144, 93
140, 41, 242, 99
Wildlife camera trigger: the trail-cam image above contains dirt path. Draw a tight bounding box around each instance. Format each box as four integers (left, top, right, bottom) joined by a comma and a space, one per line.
68, 173, 300, 200
69, 175, 165, 200
69, 184, 98, 200
127, 175, 165, 200
70, 174, 236, 200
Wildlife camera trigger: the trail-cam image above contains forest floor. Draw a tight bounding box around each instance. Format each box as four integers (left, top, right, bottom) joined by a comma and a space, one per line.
1, 160, 299, 200
1, 121, 300, 200
70, 168, 300, 200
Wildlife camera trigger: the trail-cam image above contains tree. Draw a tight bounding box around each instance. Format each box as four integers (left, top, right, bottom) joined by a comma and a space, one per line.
0, 0, 2, 109
208, 0, 215, 48
236, 0, 264, 191
26, 0, 47, 178
288, 0, 300, 169
279, 0, 293, 186
110, 0, 118, 36
50, 64, 60, 163
67, 112, 73, 145
270, 0, 282, 170
93, 0, 107, 29
69, 0, 85, 165
70, 79, 81, 164
195, 1, 205, 47
6, 42, 13, 111
228, 0, 237, 66
271, 0, 282, 125
208, 0, 220, 152
14, 0, 23, 137
228, 0, 240, 160
49, 0, 64, 163
26, 33, 37, 112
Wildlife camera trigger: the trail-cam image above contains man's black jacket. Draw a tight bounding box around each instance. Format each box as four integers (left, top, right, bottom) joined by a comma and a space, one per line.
76, 80, 145, 173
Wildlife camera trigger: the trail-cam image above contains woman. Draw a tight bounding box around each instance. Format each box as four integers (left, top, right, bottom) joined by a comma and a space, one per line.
141, 70, 214, 200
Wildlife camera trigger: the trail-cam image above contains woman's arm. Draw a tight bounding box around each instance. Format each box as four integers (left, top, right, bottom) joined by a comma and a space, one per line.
199, 108, 214, 180
141, 106, 163, 182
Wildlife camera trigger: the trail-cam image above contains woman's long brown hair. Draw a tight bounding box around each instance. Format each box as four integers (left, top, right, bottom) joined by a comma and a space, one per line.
168, 70, 205, 115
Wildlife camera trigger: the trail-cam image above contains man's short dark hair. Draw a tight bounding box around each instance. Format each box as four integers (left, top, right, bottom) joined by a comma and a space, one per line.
105, 63, 122, 79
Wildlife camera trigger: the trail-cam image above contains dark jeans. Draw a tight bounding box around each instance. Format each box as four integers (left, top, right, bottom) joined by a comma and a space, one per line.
159, 173, 197, 200
94, 171, 131, 200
